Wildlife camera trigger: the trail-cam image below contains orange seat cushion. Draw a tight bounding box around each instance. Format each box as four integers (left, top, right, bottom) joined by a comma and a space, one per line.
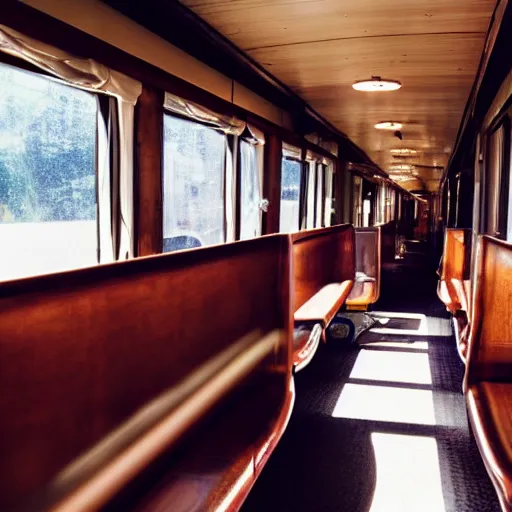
346, 281, 376, 307
467, 382, 512, 508
294, 280, 353, 326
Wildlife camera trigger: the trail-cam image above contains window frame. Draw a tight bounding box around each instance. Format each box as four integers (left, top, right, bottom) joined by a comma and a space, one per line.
161, 111, 231, 252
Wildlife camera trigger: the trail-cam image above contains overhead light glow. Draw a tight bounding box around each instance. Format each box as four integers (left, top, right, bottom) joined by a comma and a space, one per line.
375, 121, 403, 130
352, 76, 402, 92
390, 175, 417, 182
390, 148, 418, 156
389, 164, 414, 172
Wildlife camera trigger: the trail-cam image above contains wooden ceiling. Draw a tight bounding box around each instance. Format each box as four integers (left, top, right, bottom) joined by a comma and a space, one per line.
179, 0, 496, 191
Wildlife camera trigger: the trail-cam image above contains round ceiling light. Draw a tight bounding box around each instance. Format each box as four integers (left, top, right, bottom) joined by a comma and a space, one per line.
390, 148, 418, 156
352, 76, 402, 92
375, 121, 403, 130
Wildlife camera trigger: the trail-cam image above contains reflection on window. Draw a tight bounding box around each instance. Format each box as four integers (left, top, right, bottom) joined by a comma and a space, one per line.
0, 63, 97, 281
316, 163, 324, 227
279, 158, 301, 233
163, 115, 226, 252
353, 175, 363, 227
240, 140, 261, 240
306, 161, 316, 229
324, 164, 334, 226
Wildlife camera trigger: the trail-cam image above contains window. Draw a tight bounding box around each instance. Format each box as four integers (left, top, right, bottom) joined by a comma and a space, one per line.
353, 175, 363, 227
484, 114, 511, 240
240, 139, 262, 240
363, 198, 371, 228
279, 157, 302, 233
316, 163, 324, 227
306, 160, 316, 229
0, 63, 97, 282
324, 163, 334, 227
163, 115, 226, 252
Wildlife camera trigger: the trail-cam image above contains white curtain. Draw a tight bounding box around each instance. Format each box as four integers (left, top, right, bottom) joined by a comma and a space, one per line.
283, 142, 302, 160
164, 92, 245, 135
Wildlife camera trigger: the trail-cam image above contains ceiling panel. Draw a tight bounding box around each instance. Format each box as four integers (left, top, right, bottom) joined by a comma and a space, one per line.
180, 0, 496, 190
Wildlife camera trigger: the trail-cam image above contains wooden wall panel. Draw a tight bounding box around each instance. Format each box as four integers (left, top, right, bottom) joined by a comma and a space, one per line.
262, 134, 283, 234
135, 86, 164, 257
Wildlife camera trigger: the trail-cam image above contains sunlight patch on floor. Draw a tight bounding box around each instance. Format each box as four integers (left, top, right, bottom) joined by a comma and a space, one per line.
332, 384, 436, 425
360, 340, 430, 350
369, 312, 428, 336
369, 433, 446, 512
349, 350, 432, 385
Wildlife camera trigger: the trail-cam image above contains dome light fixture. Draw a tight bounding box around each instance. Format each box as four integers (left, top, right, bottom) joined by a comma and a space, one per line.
375, 121, 403, 130
352, 76, 402, 92
390, 148, 418, 156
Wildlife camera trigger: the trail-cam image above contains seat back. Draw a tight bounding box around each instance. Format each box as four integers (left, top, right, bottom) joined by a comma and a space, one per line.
291, 224, 355, 314
465, 235, 512, 388
346, 227, 381, 307
0, 235, 292, 510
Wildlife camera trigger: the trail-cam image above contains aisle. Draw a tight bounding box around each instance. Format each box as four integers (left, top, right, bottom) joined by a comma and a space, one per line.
242, 262, 500, 512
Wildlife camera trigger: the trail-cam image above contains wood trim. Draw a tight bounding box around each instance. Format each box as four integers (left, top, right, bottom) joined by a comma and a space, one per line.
262, 134, 283, 234
135, 86, 164, 257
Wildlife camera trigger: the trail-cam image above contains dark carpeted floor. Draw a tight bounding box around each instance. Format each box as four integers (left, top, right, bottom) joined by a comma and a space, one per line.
242, 259, 500, 512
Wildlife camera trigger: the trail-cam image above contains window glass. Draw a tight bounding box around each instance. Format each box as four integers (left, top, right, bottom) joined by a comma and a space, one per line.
306, 161, 316, 229
240, 140, 261, 240
363, 198, 371, 228
353, 175, 363, 227
279, 158, 301, 233
316, 163, 324, 227
163, 115, 226, 252
0, 64, 97, 281
324, 164, 334, 227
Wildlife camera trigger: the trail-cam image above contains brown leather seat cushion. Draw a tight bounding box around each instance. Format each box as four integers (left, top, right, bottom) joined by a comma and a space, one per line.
467, 382, 512, 509
294, 280, 353, 325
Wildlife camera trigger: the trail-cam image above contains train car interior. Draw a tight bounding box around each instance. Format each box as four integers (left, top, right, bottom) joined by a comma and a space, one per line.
0, 0, 511, 510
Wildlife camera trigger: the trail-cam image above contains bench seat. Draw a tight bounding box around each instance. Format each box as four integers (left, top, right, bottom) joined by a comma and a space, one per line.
294, 280, 353, 325
0, 235, 293, 511
109, 377, 294, 511
467, 382, 512, 511
464, 235, 512, 511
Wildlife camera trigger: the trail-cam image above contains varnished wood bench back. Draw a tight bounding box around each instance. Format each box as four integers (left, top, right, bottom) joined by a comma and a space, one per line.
0, 235, 292, 510
465, 235, 512, 386
441, 228, 471, 283
346, 227, 381, 307
291, 224, 355, 315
